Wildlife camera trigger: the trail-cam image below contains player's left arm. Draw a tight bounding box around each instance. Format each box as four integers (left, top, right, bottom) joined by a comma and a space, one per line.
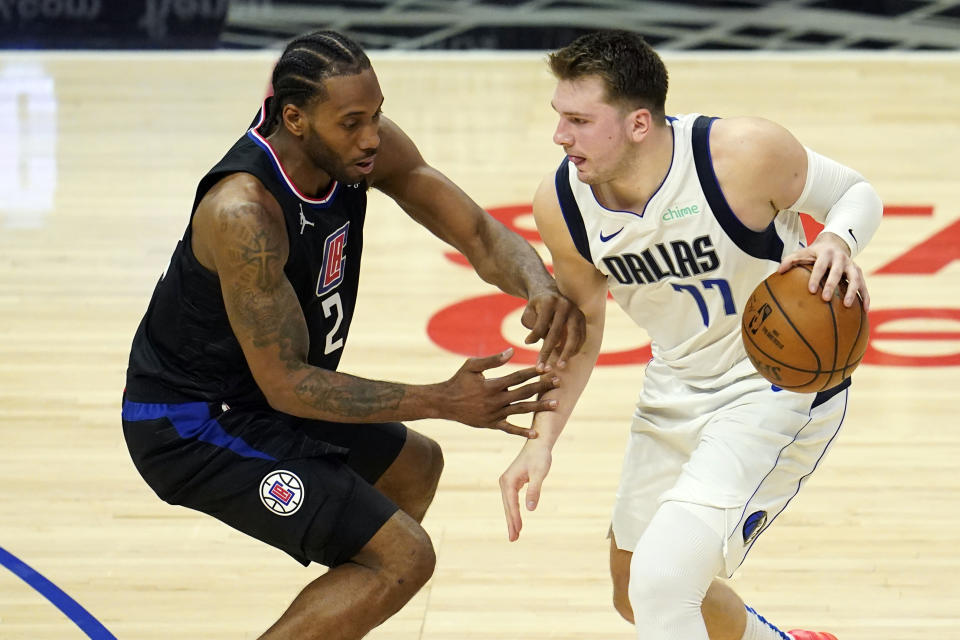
369, 116, 586, 369
714, 117, 882, 309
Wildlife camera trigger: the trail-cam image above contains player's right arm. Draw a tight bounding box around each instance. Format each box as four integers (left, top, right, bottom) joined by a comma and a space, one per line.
191, 175, 557, 436
498, 173, 609, 540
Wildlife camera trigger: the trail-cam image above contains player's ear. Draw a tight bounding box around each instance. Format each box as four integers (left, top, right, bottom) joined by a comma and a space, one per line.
281, 103, 307, 137
628, 107, 653, 142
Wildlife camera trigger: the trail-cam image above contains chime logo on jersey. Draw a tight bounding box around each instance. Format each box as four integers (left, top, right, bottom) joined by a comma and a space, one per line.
316, 221, 350, 296
260, 470, 304, 516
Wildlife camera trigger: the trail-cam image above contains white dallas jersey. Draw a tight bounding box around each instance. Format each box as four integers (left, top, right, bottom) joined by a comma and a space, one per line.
557, 114, 805, 385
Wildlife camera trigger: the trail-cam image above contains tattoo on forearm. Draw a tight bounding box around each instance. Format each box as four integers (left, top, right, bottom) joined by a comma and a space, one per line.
294, 371, 405, 417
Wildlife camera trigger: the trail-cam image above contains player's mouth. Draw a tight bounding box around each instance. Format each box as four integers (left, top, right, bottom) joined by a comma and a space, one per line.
567, 154, 585, 166
354, 155, 376, 174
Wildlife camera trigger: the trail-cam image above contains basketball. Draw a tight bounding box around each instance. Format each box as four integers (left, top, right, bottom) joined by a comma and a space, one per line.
741, 264, 869, 393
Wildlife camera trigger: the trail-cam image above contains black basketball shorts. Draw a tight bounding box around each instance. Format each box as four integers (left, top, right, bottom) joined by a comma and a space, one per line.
121, 397, 406, 567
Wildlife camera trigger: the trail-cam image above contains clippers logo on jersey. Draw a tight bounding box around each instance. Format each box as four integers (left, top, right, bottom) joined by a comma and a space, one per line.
316, 222, 350, 296
260, 470, 304, 516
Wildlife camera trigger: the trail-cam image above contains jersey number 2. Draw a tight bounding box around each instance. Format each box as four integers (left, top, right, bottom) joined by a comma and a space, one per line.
671, 278, 736, 327
322, 292, 344, 354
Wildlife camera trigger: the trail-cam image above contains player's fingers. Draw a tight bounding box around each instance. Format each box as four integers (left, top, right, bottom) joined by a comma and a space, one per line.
555, 311, 586, 368
778, 249, 812, 274
520, 303, 539, 332
491, 366, 543, 390
525, 472, 545, 511
823, 252, 858, 301
499, 473, 525, 541
537, 300, 570, 364
504, 377, 559, 402
821, 256, 848, 302
494, 421, 538, 438
534, 314, 564, 366
858, 279, 871, 311
464, 348, 513, 373
844, 265, 868, 309
807, 253, 832, 295
522, 302, 553, 345
501, 399, 558, 417
778, 254, 799, 274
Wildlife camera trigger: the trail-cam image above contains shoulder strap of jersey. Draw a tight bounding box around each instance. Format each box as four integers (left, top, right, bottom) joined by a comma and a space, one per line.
554, 157, 593, 263
690, 115, 784, 261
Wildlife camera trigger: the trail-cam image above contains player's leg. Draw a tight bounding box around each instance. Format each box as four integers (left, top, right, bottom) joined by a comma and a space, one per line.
612, 530, 750, 636
123, 402, 436, 639
259, 509, 434, 640
609, 530, 635, 623
610, 508, 785, 640
625, 500, 725, 639
297, 420, 443, 522
607, 373, 849, 640
371, 429, 442, 522
703, 581, 750, 638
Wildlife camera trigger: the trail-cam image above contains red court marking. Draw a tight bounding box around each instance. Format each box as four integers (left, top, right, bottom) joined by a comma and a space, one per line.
862, 308, 960, 367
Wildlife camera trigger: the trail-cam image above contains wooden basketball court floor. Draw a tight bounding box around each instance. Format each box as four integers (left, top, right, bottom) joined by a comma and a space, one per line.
0, 49, 958, 639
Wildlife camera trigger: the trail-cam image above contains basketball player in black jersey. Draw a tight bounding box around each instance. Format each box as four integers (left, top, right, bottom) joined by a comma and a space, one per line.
121, 31, 585, 639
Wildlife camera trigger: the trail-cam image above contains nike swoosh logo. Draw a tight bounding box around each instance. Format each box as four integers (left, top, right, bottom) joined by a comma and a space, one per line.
599, 227, 624, 242
848, 228, 859, 247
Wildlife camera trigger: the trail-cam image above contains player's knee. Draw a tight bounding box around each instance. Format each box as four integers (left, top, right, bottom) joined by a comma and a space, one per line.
420, 436, 443, 495
627, 562, 695, 626
381, 521, 436, 592
408, 437, 443, 519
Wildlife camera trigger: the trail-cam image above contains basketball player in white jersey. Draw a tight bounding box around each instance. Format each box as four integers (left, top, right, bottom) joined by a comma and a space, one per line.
499, 30, 882, 640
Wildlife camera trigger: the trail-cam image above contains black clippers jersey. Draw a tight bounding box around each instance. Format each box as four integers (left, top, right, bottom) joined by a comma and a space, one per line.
126, 105, 367, 405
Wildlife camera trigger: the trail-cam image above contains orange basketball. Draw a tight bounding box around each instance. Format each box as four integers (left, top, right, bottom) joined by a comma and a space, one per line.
741, 264, 869, 393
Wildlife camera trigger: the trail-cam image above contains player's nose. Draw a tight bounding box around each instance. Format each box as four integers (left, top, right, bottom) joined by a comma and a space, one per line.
359, 123, 380, 152
553, 121, 572, 146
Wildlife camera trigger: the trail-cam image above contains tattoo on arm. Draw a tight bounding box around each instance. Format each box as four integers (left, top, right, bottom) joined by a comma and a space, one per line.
294, 371, 405, 418
220, 203, 408, 420
222, 210, 308, 371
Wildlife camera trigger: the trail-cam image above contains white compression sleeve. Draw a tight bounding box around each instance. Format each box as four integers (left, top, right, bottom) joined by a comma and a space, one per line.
788, 147, 883, 257
628, 501, 725, 640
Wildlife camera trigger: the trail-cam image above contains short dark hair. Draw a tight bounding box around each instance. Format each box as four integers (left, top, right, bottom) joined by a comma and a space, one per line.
265, 30, 372, 131
548, 30, 668, 118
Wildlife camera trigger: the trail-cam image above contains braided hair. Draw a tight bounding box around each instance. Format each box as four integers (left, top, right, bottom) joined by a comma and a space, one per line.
263, 30, 371, 134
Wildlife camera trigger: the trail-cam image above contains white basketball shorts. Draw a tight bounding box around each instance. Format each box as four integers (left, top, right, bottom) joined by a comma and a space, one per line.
611, 357, 849, 578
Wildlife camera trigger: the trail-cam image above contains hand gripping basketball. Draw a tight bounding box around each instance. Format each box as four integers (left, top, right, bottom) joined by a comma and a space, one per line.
741, 265, 869, 393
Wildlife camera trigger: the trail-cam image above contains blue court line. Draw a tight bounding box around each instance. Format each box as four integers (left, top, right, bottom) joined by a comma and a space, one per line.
0, 545, 117, 639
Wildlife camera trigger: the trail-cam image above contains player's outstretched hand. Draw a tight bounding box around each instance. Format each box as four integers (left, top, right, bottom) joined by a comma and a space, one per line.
521, 290, 586, 372
499, 441, 552, 541
440, 348, 559, 437
778, 232, 869, 311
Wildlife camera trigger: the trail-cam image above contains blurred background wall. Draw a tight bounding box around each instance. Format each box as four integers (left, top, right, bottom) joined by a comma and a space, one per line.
1, 0, 959, 51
